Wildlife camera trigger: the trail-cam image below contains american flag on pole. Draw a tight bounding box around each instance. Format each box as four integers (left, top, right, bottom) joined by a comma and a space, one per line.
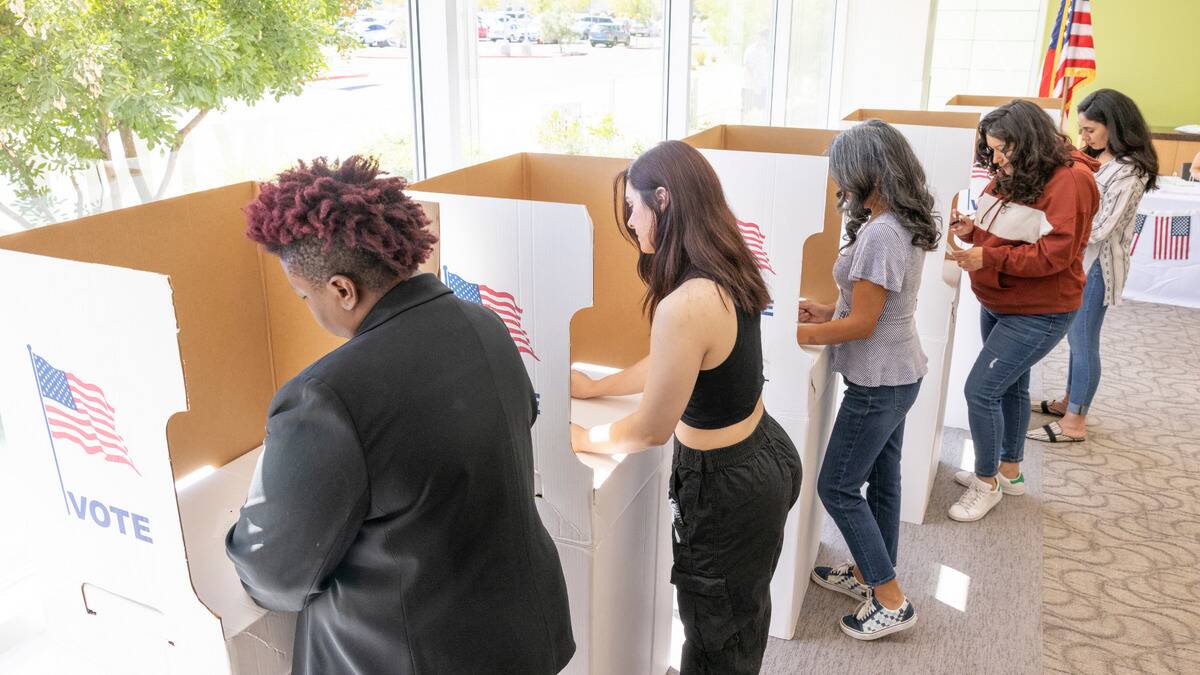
737, 220, 775, 275
32, 353, 139, 475
1039, 0, 1096, 125
1153, 214, 1191, 261
444, 267, 539, 361
1131, 213, 1146, 255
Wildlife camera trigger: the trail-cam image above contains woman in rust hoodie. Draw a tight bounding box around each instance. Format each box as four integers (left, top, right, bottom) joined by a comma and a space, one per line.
946, 99, 1100, 523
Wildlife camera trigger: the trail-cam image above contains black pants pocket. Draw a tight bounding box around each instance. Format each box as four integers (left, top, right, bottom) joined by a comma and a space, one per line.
671, 566, 739, 653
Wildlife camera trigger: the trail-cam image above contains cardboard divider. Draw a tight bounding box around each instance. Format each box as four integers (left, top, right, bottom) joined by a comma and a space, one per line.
412, 153, 650, 369
840, 110, 980, 525
682, 124, 842, 640
945, 94, 1063, 111
0, 185, 444, 674
0, 183, 275, 479
408, 153, 671, 675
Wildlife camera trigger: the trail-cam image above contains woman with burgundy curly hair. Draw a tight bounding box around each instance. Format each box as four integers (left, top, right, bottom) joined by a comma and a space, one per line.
226, 156, 575, 675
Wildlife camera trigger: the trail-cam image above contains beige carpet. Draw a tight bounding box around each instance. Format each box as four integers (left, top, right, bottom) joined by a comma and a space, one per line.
762, 299, 1200, 674
1039, 300, 1200, 674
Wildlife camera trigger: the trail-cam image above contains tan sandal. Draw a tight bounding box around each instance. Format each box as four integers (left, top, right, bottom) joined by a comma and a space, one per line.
1032, 400, 1065, 417
1026, 422, 1084, 443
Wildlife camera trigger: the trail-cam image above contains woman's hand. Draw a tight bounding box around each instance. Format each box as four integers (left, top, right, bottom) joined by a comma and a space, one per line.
570, 370, 596, 399
570, 423, 589, 454
950, 247, 985, 271
797, 299, 835, 324
950, 208, 976, 240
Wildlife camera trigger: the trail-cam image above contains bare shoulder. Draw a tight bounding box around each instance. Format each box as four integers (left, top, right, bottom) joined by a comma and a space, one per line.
659, 278, 729, 323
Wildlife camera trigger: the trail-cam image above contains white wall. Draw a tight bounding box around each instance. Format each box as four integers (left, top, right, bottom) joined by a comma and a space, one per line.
833, 0, 936, 118
927, 0, 1048, 109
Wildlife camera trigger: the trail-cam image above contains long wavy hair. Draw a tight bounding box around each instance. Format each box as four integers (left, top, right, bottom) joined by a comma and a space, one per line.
827, 120, 940, 252
1076, 88, 1159, 191
614, 141, 771, 318
976, 99, 1075, 205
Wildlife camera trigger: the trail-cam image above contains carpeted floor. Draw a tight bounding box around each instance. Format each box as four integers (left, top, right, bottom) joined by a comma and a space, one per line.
761, 299, 1200, 675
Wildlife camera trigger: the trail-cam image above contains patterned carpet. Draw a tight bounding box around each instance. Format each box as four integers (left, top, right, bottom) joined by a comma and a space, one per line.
763, 299, 1200, 674
1039, 300, 1200, 674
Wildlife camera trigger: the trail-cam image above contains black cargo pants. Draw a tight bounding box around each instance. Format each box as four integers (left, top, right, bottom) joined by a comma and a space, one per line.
668, 412, 803, 675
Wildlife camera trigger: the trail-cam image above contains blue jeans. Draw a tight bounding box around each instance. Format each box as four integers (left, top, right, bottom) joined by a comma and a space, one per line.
818, 379, 922, 588
965, 308, 1075, 477
1066, 261, 1108, 415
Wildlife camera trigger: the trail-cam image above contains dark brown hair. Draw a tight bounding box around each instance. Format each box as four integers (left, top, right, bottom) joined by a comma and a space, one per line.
1077, 88, 1159, 191
614, 140, 771, 318
976, 99, 1075, 205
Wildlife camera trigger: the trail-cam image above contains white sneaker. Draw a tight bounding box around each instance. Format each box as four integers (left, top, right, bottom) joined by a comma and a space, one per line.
955, 469, 1026, 495
948, 476, 1003, 522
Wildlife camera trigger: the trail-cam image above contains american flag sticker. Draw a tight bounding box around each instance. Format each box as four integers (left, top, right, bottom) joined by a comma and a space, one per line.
1131, 213, 1146, 255
1153, 215, 1191, 261
737, 220, 775, 275
31, 351, 139, 475
444, 267, 539, 361
762, 302, 774, 317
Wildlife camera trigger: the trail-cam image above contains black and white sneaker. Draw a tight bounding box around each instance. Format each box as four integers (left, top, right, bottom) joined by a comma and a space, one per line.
810, 562, 871, 602
840, 596, 918, 641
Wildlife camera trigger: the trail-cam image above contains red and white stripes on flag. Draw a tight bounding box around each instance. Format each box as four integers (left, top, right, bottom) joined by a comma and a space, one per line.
1041, 0, 1096, 123
737, 220, 775, 275
1153, 214, 1192, 261
33, 353, 139, 475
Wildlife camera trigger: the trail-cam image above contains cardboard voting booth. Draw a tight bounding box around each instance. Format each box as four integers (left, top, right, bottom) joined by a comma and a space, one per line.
944, 94, 1063, 121
0, 183, 347, 673
840, 110, 980, 524
409, 153, 674, 675
682, 125, 842, 640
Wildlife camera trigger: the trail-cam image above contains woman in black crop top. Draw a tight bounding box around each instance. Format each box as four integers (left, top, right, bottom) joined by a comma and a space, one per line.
570, 141, 802, 675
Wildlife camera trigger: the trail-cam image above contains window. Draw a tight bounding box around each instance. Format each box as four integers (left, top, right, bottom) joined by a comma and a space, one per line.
784, 0, 839, 128
0, 0, 417, 233
452, 1, 666, 168
688, 0, 777, 133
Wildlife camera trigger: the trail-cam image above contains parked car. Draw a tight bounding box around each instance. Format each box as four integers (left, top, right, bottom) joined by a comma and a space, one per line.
508, 18, 543, 44
588, 19, 630, 48
572, 15, 609, 39
357, 22, 398, 48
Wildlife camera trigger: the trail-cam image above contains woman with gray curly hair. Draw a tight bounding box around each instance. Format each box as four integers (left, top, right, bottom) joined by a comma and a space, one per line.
798, 120, 939, 641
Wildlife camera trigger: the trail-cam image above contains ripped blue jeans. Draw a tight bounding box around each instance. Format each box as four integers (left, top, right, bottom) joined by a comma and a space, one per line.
965, 307, 1076, 477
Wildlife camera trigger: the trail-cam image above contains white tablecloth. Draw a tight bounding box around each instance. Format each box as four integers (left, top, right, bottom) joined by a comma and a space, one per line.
1124, 179, 1200, 308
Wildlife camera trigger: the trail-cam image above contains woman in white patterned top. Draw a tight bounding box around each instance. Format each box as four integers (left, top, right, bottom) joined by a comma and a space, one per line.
797, 120, 939, 641
1028, 89, 1159, 443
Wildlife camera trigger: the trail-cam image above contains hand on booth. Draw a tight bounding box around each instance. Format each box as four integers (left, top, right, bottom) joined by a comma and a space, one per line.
950, 246, 985, 271
571, 369, 598, 399
797, 299, 835, 324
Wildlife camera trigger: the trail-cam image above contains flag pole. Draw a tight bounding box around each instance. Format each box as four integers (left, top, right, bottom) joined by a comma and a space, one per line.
28, 346, 71, 514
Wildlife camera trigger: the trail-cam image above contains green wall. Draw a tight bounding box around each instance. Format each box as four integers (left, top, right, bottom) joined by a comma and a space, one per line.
1043, 0, 1200, 130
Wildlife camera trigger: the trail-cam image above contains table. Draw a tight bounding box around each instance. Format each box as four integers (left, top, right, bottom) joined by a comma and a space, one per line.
1124, 178, 1200, 308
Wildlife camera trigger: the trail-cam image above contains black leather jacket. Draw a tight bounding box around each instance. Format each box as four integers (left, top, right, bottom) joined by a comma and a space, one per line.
226, 273, 575, 674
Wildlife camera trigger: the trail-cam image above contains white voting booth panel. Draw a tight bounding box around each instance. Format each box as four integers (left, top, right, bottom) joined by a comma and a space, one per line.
0, 183, 439, 675
0, 251, 273, 675
840, 110, 979, 525
410, 152, 673, 675
683, 125, 842, 640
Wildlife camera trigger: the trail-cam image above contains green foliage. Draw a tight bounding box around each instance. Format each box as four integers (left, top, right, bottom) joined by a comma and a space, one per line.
0, 0, 365, 208
611, 0, 659, 24
536, 108, 643, 158
538, 6, 576, 45
529, 0, 588, 14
